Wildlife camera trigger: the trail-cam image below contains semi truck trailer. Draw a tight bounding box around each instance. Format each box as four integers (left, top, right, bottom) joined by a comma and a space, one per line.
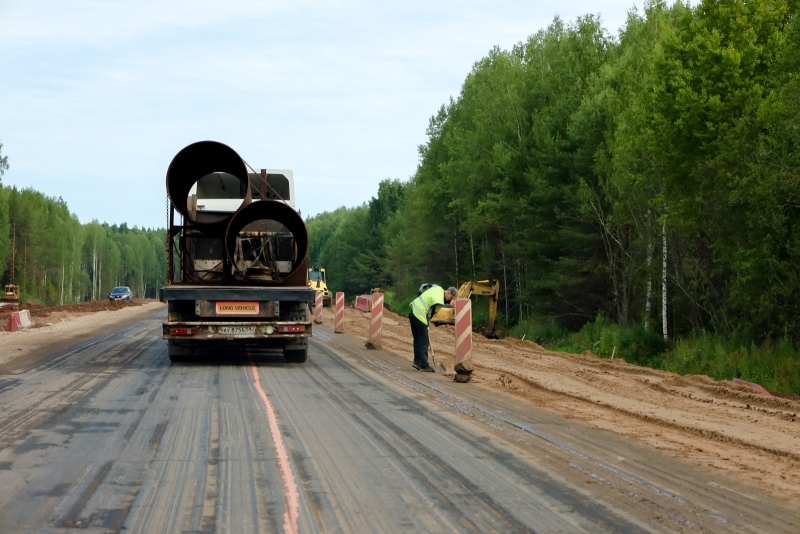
159, 141, 315, 363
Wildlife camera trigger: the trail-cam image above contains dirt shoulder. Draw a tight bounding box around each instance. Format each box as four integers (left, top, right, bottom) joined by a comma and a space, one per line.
0, 299, 165, 367
319, 304, 800, 504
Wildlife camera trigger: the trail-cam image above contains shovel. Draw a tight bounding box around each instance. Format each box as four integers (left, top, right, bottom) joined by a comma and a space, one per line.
428, 326, 447, 373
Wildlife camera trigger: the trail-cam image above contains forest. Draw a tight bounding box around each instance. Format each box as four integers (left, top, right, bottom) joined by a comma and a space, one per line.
0, 145, 165, 303
307, 0, 800, 392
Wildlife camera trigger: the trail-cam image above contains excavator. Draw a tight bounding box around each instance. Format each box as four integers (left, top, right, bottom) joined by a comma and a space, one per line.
431, 280, 500, 338
308, 267, 332, 307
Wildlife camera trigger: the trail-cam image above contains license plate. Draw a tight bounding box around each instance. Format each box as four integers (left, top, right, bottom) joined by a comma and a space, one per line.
219, 326, 255, 335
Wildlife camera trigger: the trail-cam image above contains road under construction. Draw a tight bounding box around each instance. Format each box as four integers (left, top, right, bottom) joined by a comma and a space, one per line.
0, 304, 797, 533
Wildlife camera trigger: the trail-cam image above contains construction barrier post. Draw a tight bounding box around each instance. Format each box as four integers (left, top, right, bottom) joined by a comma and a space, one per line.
5, 310, 35, 332
355, 295, 372, 312
732, 378, 773, 397
335, 292, 345, 333
367, 292, 384, 349
314, 291, 323, 324
454, 298, 473, 382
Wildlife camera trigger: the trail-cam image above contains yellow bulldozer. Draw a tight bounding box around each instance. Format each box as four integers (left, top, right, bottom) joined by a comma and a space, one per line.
1, 284, 21, 309
308, 267, 332, 307
430, 280, 500, 338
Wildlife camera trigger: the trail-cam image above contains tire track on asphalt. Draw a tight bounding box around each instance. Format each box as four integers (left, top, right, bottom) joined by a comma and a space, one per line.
303, 338, 644, 533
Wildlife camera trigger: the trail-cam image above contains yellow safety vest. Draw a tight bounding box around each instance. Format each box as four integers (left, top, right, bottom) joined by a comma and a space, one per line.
410, 286, 445, 325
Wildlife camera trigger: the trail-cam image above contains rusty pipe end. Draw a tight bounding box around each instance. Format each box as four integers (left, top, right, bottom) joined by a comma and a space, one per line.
166, 140, 251, 236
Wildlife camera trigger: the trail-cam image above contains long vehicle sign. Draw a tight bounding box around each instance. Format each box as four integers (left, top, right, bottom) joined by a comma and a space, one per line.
216, 302, 259, 315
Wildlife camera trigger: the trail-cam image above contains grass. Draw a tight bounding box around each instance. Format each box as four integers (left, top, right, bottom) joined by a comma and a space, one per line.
509, 314, 800, 395
18, 292, 44, 306
660, 335, 800, 394
382, 290, 414, 315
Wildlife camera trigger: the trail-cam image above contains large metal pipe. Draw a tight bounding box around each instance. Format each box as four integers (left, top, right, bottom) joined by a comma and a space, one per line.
225, 200, 309, 285
166, 141, 251, 236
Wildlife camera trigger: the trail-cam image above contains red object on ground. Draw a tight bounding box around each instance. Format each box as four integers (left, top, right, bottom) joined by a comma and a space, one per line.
335, 292, 345, 333
732, 378, 772, 397
314, 291, 323, 324
355, 295, 372, 312
368, 293, 384, 349
5, 310, 34, 332
454, 298, 473, 376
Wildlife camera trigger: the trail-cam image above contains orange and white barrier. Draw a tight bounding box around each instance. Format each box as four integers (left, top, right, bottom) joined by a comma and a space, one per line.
368, 292, 384, 349
5, 310, 35, 332
355, 295, 372, 312
454, 298, 473, 381
314, 291, 323, 324
335, 292, 345, 333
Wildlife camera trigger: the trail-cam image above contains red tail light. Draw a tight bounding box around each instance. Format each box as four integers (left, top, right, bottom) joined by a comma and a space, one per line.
170, 328, 197, 335
278, 325, 305, 333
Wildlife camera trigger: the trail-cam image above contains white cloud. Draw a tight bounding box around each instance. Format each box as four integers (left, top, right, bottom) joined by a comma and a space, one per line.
0, 0, 635, 227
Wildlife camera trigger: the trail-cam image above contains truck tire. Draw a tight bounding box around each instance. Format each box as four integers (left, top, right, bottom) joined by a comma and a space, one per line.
168, 340, 193, 363
284, 348, 307, 363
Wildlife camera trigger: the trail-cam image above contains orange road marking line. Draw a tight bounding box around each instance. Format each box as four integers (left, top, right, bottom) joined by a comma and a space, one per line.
251, 364, 300, 534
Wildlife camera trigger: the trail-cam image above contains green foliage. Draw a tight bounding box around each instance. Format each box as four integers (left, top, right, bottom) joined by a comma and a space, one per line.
306, 179, 407, 296
555, 316, 669, 366
0, 140, 8, 179
661, 335, 800, 394
306, 1, 800, 391
382, 290, 415, 315
509, 315, 567, 345
0, 165, 165, 303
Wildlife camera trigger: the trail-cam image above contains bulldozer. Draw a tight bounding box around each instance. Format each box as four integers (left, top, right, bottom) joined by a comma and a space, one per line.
430, 280, 500, 338
1, 284, 21, 309
308, 267, 332, 307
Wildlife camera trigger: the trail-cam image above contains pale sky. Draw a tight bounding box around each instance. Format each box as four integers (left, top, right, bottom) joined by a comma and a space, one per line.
0, 1, 635, 229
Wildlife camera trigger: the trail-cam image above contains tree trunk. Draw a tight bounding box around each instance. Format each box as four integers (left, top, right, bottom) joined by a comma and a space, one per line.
661, 221, 668, 340
502, 249, 509, 325
645, 238, 653, 330
470, 232, 475, 279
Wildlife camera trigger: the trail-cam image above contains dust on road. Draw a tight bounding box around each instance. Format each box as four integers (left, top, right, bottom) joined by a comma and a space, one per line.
318, 303, 800, 503
0, 299, 165, 366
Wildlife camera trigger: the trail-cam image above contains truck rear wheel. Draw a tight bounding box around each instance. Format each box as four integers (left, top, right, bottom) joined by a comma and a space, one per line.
168, 340, 194, 363
284, 348, 307, 363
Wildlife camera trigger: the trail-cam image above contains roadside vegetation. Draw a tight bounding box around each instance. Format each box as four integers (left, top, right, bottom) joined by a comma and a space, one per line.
0, 146, 165, 304
308, 0, 800, 393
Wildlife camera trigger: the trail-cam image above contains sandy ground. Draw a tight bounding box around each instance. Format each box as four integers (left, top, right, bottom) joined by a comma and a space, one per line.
317, 304, 800, 504
0, 299, 165, 366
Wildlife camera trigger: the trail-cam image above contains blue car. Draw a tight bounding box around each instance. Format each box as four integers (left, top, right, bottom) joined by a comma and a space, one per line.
109, 286, 133, 302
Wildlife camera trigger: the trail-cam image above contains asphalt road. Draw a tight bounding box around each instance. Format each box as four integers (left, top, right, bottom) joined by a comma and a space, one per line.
0, 310, 796, 533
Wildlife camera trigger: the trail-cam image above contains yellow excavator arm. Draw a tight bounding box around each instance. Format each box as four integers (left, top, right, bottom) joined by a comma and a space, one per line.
431, 279, 500, 337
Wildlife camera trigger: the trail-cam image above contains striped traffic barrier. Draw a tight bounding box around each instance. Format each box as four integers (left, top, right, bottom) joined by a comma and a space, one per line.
5, 310, 35, 332
335, 292, 345, 333
314, 291, 323, 324
732, 378, 772, 397
367, 292, 384, 349
354, 295, 372, 312
454, 298, 473, 382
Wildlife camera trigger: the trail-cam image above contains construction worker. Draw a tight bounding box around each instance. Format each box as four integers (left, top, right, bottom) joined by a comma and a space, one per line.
409, 285, 457, 371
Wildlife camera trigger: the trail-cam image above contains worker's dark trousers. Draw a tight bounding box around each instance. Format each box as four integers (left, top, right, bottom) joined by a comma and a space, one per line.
409, 312, 430, 369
